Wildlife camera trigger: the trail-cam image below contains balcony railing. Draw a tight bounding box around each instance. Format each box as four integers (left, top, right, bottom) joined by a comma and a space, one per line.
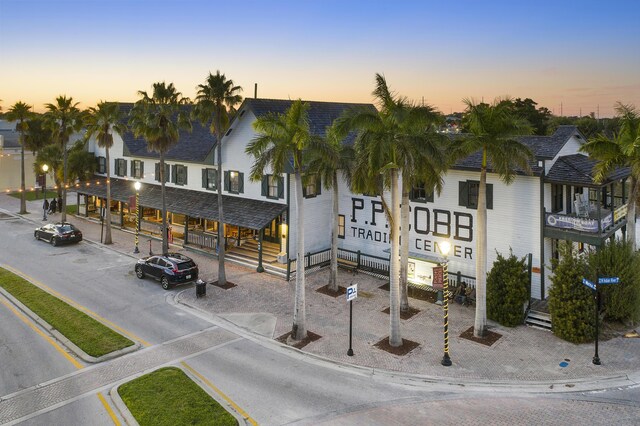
545, 203, 627, 234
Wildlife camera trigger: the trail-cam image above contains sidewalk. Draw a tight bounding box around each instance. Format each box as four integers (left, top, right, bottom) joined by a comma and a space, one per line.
3, 193, 640, 388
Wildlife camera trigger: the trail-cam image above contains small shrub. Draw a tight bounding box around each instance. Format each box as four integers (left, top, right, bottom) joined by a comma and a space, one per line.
588, 239, 640, 323
549, 242, 594, 343
487, 249, 530, 327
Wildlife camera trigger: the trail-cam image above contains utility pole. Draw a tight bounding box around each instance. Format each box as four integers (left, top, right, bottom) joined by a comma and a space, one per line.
560, 102, 563, 117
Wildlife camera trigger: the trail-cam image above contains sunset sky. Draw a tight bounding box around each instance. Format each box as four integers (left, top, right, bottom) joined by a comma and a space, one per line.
1, 0, 638, 117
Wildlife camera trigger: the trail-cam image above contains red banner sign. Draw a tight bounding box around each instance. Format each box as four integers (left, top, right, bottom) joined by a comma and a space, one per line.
432, 266, 444, 290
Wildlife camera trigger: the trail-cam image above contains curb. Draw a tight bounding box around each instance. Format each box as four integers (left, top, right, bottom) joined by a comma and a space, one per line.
108, 365, 248, 426
173, 291, 640, 394
0, 279, 141, 364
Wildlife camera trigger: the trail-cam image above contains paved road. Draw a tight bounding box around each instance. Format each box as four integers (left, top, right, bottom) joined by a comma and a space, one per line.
1, 212, 640, 425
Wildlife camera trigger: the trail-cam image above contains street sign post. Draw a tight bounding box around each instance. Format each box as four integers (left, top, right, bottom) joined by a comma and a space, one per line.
588, 273, 620, 365
346, 284, 357, 356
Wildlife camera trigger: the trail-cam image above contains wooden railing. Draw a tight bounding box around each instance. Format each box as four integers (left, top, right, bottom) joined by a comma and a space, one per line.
186, 230, 217, 250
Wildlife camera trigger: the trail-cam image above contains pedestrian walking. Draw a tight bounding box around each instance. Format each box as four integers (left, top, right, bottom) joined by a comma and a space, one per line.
43, 198, 49, 213
57, 196, 63, 212
49, 198, 57, 215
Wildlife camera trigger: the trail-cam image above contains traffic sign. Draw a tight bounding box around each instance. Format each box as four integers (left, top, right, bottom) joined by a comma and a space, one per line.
598, 276, 620, 285
346, 284, 358, 302
582, 278, 596, 290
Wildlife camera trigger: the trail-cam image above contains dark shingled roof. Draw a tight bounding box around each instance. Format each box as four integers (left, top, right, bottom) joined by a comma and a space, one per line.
76, 178, 286, 230
243, 98, 375, 138
546, 154, 630, 187
118, 103, 216, 163
452, 125, 584, 175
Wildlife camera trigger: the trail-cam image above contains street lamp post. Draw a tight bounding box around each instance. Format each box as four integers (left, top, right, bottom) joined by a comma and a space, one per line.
42, 164, 49, 221
134, 181, 141, 254
440, 240, 452, 367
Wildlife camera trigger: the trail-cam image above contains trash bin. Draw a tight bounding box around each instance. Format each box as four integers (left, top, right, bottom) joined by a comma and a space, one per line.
195, 279, 206, 298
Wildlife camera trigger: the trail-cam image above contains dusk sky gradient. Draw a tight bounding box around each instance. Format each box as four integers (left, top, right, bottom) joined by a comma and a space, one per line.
1, 0, 638, 117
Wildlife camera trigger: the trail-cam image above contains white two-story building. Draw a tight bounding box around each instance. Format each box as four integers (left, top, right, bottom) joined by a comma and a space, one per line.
79, 99, 632, 299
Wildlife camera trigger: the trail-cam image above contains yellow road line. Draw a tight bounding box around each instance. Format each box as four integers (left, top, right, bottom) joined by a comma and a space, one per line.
97, 392, 121, 426
1, 264, 150, 347
0, 297, 84, 370
181, 361, 258, 426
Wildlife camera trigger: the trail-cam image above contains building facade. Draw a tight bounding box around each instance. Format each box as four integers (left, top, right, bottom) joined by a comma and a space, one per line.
79, 100, 632, 298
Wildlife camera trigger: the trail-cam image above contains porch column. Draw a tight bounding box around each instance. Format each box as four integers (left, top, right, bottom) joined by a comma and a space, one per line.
257, 228, 264, 273
597, 188, 602, 234
85, 195, 89, 217
236, 225, 241, 247
120, 201, 124, 228
184, 215, 189, 246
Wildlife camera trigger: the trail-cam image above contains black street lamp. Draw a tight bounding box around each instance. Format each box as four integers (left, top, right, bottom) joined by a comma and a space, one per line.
42, 164, 49, 221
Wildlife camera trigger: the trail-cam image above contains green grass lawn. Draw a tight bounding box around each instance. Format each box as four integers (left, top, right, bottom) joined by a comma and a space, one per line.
119, 367, 238, 426
0, 267, 134, 357
66, 204, 77, 215
9, 190, 59, 201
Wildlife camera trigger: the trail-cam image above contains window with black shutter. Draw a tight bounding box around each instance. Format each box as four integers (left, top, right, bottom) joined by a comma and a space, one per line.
225, 170, 244, 194
261, 174, 284, 199
303, 175, 321, 198
98, 157, 106, 174
202, 168, 217, 190
155, 163, 170, 183
458, 180, 492, 209
115, 159, 127, 177
410, 182, 434, 203
132, 160, 144, 179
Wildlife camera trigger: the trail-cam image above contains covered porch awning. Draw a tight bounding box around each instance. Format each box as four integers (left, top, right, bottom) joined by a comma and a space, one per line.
75, 178, 287, 230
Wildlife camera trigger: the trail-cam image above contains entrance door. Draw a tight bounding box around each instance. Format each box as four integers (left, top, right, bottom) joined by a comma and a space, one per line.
263, 215, 282, 244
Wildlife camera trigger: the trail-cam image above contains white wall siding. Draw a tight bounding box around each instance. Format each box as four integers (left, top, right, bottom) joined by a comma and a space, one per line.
337, 169, 543, 298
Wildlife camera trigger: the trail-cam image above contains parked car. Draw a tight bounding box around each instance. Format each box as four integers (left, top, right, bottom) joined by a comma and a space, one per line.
34, 222, 83, 246
135, 253, 199, 290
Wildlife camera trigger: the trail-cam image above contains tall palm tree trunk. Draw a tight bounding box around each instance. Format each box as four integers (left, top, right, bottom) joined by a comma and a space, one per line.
389, 169, 402, 347
160, 154, 168, 255
474, 165, 488, 338
19, 133, 27, 214
61, 138, 68, 222
104, 147, 113, 245
627, 176, 638, 251
216, 126, 227, 286
400, 182, 410, 312
329, 172, 339, 292
292, 170, 307, 340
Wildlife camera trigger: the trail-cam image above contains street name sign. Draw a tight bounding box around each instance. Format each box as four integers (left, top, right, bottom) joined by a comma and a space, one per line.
598, 276, 620, 285
582, 278, 596, 290
346, 284, 358, 302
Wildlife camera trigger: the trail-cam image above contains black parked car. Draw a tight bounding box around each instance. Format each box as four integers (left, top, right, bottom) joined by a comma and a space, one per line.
135, 253, 199, 290
34, 223, 83, 246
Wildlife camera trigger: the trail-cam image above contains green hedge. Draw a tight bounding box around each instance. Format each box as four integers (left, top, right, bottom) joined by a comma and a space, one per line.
487, 249, 530, 327
549, 242, 594, 343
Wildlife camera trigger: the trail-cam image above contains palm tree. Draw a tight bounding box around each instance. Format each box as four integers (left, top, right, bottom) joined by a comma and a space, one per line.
337, 74, 438, 347
24, 114, 52, 155
307, 124, 355, 292
6, 101, 33, 214
45, 96, 84, 222
396, 106, 448, 313
129, 82, 192, 255
84, 102, 127, 245
193, 71, 243, 286
580, 102, 640, 251
457, 98, 533, 337
246, 100, 313, 341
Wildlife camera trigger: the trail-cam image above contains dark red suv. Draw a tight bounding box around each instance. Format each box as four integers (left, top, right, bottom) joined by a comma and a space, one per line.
135, 253, 199, 290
